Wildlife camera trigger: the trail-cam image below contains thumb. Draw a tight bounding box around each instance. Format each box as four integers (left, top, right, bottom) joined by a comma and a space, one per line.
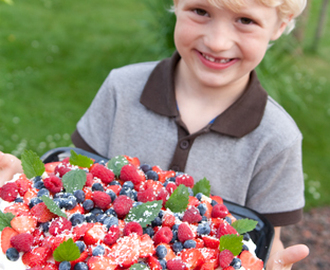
267, 244, 309, 270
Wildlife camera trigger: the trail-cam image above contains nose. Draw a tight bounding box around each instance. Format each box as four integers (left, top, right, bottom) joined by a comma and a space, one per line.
203, 21, 235, 52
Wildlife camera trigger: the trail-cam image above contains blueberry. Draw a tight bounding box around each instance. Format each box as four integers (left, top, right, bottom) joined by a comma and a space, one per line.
183, 239, 196, 249
103, 216, 119, 229
143, 226, 154, 237
29, 197, 43, 208
37, 188, 50, 197
6, 247, 19, 261
53, 198, 65, 208
230, 258, 242, 269
109, 180, 120, 186
74, 262, 88, 270
158, 210, 164, 218
105, 208, 117, 217
225, 216, 232, 224
122, 181, 134, 189
14, 197, 24, 203
90, 207, 103, 216
197, 223, 211, 235
92, 245, 105, 256
197, 203, 207, 216
242, 244, 249, 251
75, 241, 86, 253
159, 259, 167, 270
195, 193, 203, 201
172, 241, 183, 253
133, 201, 143, 208
146, 170, 159, 181
187, 187, 194, 196
62, 196, 77, 210
201, 216, 208, 222
92, 182, 104, 191
70, 213, 86, 226
83, 199, 94, 211
243, 233, 251, 241
172, 224, 179, 231
33, 176, 43, 183
96, 213, 107, 223
62, 192, 74, 198
40, 222, 50, 232
151, 216, 162, 227
119, 186, 135, 199
170, 230, 178, 243
156, 245, 167, 259
106, 190, 117, 202
140, 164, 152, 173
74, 190, 85, 203
85, 213, 97, 223
211, 199, 218, 206
59, 261, 71, 270
33, 180, 45, 190
167, 177, 176, 183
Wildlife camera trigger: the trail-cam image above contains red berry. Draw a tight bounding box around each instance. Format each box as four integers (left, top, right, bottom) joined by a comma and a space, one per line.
239, 250, 264, 270
49, 217, 72, 236
15, 176, 32, 196
10, 215, 38, 233
54, 164, 71, 177
123, 221, 143, 236
22, 246, 51, 267
1, 227, 18, 253
211, 203, 229, 219
153, 226, 173, 245
43, 175, 63, 194
137, 188, 157, 203
178, 222, 195, 243
113, 195, 134, 217
167, 258, 188, 270
216, 221, 238, 238
104, 226, 121, 246
90, 163, 115, 184
182, 206, 202, 223
10, 233, 34, 252
175, 174, 194, 188
30, 202, 57, 223
0, 182, 18, 202
92, 191, 112, 209
165, 182, 177, 195
120, 164, 142, 185
219, 249, 234, 268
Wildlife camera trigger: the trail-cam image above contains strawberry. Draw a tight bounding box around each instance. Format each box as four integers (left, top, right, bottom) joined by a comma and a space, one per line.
162, 212, 176, 228
22, 246, 51, 267
3, 202, 30, 216
103, 226, 121, 246
144, 180, 163, 194
0, 182, 18, 202
157, 187, 169, 206
31, 228, 45, 246
85, 172, 94, 187
202, 235, 220, 249
90, 163, 115, 184
188, 196, 200, 207
124, 155, 140, 168
106, 184, 122, 196
1, 227, 18, 253
166, 182, 177, 195
182, 206, 202, 223
15, 175, 32, 196
44, 262, 59, 270
199, 247, 219, 268
87, 255, 117, 270
180, 248, 205, 270
178, 222, 195, 243
73, 223, 94, 240
211, 203, 229, 219
10, 232, 34, 252
54, 163, 71, 177
216, 221, 238, 238
70, 250, 89, 268
139, 234, 156, 258
43, 175, 63, 194
23, 188, 38, 204
210, 195, 223, 205
175, 174, 194, 189
109, 234, 140, 268
83, 223, 107, 245
147, 255, 163, 270
92, 190, 112, 209
65, 204, 85, 216
239, 250, 264, 270
137, 188, 157, 203
11, 215, 37, 233
201, 262, 216, 270
44, 161, 61, 174
153, 226, 173, 245
219, 249, 234, 268
30, 202, 57, 223
167, 258, 188, 270
48, 217, 72, 236
120, 164, 143, 185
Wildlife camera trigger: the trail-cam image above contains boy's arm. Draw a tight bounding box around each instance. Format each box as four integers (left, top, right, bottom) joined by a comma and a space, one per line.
0, 152, 23, 187
266, 227, 309, 269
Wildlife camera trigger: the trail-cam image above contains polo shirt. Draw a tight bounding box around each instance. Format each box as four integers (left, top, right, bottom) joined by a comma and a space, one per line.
72, 52, 305, 226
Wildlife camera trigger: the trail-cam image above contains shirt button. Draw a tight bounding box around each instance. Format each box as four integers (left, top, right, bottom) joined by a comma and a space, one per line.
171, 165, 180, 171
180, 140, 190, 150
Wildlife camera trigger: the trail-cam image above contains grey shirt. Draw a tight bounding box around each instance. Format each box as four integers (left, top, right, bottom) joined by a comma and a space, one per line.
73, 53, 305, 226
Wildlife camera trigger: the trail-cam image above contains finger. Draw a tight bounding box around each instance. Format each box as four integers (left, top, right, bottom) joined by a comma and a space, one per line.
271, 244, 309, 269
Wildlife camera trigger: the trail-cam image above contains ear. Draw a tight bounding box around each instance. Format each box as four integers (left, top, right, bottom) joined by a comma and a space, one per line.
271, 15, 293, 41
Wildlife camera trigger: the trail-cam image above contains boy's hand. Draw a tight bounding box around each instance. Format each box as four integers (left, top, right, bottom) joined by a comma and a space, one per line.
0, 151, 23, 187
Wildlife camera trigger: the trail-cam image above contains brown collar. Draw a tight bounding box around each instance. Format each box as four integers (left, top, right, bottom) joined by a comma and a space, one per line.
140, 52, 268, 138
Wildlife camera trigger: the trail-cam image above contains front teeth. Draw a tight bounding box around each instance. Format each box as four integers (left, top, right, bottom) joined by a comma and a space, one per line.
202, 53, 231, 63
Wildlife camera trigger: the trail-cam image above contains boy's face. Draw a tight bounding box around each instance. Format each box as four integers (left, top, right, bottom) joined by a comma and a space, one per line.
174, 0, 288, 90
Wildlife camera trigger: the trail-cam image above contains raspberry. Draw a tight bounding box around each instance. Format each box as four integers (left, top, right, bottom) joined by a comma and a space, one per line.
49, 217, 72, 236
123, 221, 143, 236
92, 191, 112, 209
137, 188, 156, 203
85, 172, 94, 186
104, 226, 121, 246
90, 163, 115, 184
54, 164, 71, 177
175, 174, 194, 189
10, 233, 34, 252
153, 226, 173, 245
166, 182, 177, 195
182, 206, 202, 223
120, 164, 142, 185
167, 258, 188, 270
178, 222, 195, 243
211, 203, 229, 219
219, 249, 234, 268
43, 175, 63, 194
113, 195, 134, 217
0, 182, 18, 202
157, 188, 169, 206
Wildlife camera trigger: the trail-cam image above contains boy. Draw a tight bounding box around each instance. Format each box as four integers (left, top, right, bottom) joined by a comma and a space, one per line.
1, 0, 309, 268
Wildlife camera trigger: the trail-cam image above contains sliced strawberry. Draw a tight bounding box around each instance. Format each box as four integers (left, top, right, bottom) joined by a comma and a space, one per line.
188, 196, 200, 207
11, 215, 37, 233
147, 256, 163, 270
1, 227, 18, 253
44, 161, 62, 174
15, 175, 32, 196
3, 202, 30, 216
109, 233, 140, 268
162, 212, 176, 228
23, 188, 38, 204
87, 255, 117, 270
144, 180, 163, 194
73, 223, 94, 240
30, 202, 57, 223
180, 248, 205, 270
210, 195, 223, 205
106, 184, 122, 196
83, 223, 107, 245
239, 250, 264, 270
202, 235, 220, 249
44, 262, 59, 270
70, 250, 89, 268
123, 155, 140, 168
139, 234, 156, 258
22, 246, 51, 267
65, 204, 85, 216
216, 221, 238, 238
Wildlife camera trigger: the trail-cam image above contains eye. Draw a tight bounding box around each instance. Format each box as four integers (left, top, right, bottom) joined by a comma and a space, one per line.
238, 17, 255, 25
193, 8, 208, 17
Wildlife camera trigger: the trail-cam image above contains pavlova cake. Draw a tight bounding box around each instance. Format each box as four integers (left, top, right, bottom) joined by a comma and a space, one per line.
0, 150, 265, 270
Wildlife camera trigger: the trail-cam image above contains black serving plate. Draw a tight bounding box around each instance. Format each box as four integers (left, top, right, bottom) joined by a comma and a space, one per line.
41, 147, 274, 264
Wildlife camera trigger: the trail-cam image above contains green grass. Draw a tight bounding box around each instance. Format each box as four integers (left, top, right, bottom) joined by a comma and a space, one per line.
1, 0, 330, 210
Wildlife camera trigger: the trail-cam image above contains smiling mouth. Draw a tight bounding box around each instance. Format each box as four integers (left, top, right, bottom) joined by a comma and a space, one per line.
201, 53, 232, 64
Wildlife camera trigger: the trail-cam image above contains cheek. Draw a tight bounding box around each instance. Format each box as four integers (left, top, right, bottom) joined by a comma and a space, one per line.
174, 19, 195, 49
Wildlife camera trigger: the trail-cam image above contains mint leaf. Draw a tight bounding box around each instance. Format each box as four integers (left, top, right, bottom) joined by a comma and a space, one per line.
62, 169, 87, 193
125, 200, 162, 228
165, 184, 189, 213
53, 238, 80, 262
219, 234, 244, 256
21, 149, 45, 178
0, 211, 15, 231
192, 177, 211, 196
231, 218, 258, 235
130, 263, 149, 270
69, 150, 94, 168
107, 155, 129, 177
41, 196, 67, 218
